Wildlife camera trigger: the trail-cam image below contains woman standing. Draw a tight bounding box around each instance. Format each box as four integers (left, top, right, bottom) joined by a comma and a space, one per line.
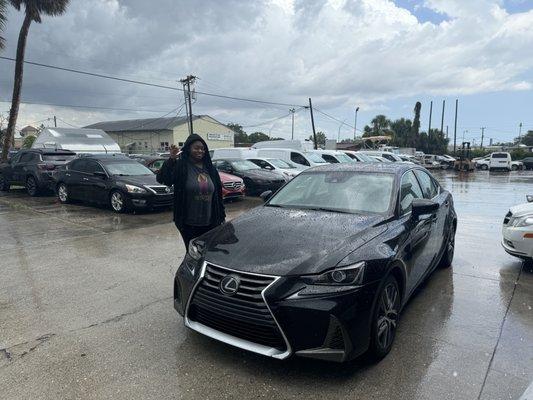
157, 134, 225, 248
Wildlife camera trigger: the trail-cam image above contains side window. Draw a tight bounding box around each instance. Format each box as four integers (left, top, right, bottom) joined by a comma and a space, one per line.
71, 159, 90, 173
291, 152, 310, 166
86, 161, 105, 174
414, 170, 438, 199
322, 154, 338, 163
382, 154, 396, 162
19, 153, 32, 163
400, 171, 424, 214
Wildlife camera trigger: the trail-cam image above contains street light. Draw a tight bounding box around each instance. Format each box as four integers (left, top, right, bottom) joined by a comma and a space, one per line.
353, 106, 359, 141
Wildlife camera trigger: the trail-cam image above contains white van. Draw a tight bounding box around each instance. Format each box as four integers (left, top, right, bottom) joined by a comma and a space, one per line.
255, 148, 328, 169
311, 150, 354, 163
212, 147, 257, 160
489, 152, 512, 171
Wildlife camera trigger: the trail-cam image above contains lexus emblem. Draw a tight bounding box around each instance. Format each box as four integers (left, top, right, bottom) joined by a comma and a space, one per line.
219, 275, 240, 295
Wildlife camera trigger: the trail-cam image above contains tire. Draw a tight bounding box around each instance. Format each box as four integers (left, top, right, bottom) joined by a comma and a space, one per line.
367, 274, 401, 361
481, 164, 488, 170
0, 174, 9, 191
438, 224, 456, 268
26, 176, 39, 197
511, 165, 518, 171
57, 183, 70, 204
109, 190, 127, 213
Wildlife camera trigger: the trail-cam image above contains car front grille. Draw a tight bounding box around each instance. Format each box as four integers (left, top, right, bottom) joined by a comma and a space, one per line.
504, 211, 512, 225
223, 181, 243, 190
188, 264, 286, 350
147, 185, 173, 195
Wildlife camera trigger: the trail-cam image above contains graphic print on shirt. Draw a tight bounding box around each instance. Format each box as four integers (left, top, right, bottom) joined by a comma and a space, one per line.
196, 172, 211, 201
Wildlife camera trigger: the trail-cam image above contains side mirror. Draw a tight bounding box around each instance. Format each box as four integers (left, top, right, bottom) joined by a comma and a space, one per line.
527, 195, 533, 203
260, 190, 273, 202
94, 171, 107, 179
411, 198, 439, 219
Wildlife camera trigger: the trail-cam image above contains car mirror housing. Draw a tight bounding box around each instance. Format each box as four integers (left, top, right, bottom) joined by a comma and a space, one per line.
411, 198, 439, 219
94, 171, 107, 179
260, 190, 273, 202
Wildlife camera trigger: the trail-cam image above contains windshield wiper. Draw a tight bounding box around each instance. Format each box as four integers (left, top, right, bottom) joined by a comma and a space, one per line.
300, 206, 353, 214
266, 204, 286, 208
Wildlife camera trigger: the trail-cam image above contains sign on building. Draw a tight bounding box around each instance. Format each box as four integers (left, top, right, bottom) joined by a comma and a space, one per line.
207, 133, 232, 141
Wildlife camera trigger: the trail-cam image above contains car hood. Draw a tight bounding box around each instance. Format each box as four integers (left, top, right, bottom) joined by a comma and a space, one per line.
218, 171, 243, 183
114, 174, 162, 187
200, 206, 388, 276
509, 202, 533, 218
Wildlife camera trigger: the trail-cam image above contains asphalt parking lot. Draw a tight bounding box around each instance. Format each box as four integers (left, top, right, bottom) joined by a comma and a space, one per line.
1, 170, 532, 400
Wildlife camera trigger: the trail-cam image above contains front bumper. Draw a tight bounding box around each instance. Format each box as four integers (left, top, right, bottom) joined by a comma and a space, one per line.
174, 260, 378, 362
126, 192, 173, 208
502, 225, 533, 259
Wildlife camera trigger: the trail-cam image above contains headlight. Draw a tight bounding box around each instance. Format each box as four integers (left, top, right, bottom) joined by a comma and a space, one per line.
303, 261, 365, 286
510, 216, 533, 227
125, 184, 146, 194
188, 240, 203, 261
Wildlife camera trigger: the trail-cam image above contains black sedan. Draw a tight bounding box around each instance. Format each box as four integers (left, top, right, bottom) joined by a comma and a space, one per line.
521, 156, 533, 170
55, 154, 173, 213
213, 159, 286, 196
174, 163, 457, 362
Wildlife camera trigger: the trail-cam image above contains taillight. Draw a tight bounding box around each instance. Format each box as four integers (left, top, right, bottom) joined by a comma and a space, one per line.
37, 163, 56, 171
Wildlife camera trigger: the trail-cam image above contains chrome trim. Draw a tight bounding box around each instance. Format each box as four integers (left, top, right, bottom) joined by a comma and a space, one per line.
146, 185, 173, 195
184, 261, 292, 360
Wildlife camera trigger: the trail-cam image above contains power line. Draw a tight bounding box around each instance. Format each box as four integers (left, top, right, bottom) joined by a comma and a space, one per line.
0, 99, 174, 113
242, 107, 306, 128
314, 108, 363, 132
0, 56, 306, 108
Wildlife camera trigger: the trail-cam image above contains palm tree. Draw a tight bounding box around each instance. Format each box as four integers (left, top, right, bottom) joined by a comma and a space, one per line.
0, 0, 7, 50
410, 102, 422, 147
370, 115, 391, 135
1, 0, 70, 161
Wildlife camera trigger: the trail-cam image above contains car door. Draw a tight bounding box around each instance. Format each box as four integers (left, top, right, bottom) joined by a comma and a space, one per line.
414, 169, 447, 267
12, 152, 31, 183
66, 159, 90, 200
399, 170, 436, 294
84, 160, 109, 204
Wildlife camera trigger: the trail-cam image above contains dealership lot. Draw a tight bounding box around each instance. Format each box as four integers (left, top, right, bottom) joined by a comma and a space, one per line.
0, 171, 532, 400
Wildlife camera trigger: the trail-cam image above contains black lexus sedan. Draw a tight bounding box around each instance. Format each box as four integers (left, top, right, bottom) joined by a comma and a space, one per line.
174, 163, 457, 362
213, 159, 286, 196
55, 154, 173, 213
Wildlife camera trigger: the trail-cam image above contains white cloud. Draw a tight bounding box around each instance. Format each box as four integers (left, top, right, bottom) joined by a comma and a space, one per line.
0, 0, 532, 138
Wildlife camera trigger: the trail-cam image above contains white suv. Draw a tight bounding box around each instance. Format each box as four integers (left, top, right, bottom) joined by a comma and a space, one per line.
502, 195, 533, 261
475, 153, 523, 171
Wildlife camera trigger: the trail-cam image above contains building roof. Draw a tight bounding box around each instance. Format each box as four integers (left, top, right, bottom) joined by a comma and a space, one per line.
84, 116, 199, 132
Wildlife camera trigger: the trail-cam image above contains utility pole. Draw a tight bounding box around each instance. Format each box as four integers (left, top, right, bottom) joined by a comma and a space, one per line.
446, 125, 449, 139
180, 75, 197, 136
481, 127, 485, 149
354, 106, 359, 141
518, 122, 523, 144
453, 99, 458, 155
289, 108, 295, 140
428, 100, 433, 134
309, 98, 317, 150
440, 100, 445, 135
54, 116, 57, 128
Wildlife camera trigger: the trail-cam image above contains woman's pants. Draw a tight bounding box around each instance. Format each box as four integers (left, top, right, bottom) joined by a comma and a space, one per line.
177, 223, 216, 249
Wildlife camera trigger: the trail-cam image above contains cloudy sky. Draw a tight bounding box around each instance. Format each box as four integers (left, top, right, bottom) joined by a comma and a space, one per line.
1, 0, 533, 144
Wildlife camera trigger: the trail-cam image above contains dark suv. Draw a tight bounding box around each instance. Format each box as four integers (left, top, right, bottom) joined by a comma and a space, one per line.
0, 149, 77, 196
55, 154, 173, 213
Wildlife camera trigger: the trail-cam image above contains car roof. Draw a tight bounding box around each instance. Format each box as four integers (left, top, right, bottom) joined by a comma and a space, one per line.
303, 161, 414, 175
22, 149, 76, 155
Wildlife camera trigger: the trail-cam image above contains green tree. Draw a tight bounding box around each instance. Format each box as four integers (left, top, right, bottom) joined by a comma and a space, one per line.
22, 134, 35, 148
2, 0, 70, 162
248, 131, 270, 143
227, 122, 249, 144
389, 118, 412, 148
516, 130, 533, 146
308, 131, 326, 147
0, 0, 7, 49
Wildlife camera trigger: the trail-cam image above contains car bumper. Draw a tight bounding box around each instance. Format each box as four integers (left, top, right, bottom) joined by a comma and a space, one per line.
502, 226, 533, 259
222, 187, 245, 200
174, 260, 379, 362
126, 193, 173, 208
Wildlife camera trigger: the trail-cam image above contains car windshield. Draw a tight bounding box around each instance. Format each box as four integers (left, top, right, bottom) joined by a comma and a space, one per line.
356, 153, 374, 162
336, 153, 354, 163
104, 162, 153, 176
268, 159, 294, 169
43, 154, 76, 162
305, 153, 328, 163
268, 171, 395, 214
230, 160, 260, 171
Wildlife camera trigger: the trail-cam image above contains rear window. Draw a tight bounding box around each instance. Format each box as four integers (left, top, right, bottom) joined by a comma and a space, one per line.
492, 153, 509, 159
43, 154, 76, 162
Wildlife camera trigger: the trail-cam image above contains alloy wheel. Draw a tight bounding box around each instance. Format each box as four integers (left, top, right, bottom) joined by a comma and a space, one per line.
58, 184, 68, 203
376, 282, 399, 351
111, 192, 124, 212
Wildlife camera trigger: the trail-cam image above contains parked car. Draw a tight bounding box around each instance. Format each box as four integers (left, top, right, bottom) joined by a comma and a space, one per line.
212, 147, 257, 160
502, 195, 533, 261
219, 171, 246, 201
399, 154, 421, 164
255, 148, 328, 169
0, 149, 77, 196
174, 163, 456, 362
369, 156, 391, 163
247, 157, 301, 179
310, 150, 354, 164
436, 155, 455, 169
520, 156, 533, 170
213, 159, 286, 196
55, 154, 173, 213
342, 151, 375, 162
357, 151, 404, 162
129, 155, 166, 173
489, 152, 512, 171
476, 154, 523, 171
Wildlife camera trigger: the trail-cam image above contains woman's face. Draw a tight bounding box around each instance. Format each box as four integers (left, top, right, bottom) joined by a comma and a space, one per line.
189, 140, 206, 162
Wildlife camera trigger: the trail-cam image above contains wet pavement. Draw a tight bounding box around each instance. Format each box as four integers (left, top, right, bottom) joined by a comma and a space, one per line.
0, 171, 532, 400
